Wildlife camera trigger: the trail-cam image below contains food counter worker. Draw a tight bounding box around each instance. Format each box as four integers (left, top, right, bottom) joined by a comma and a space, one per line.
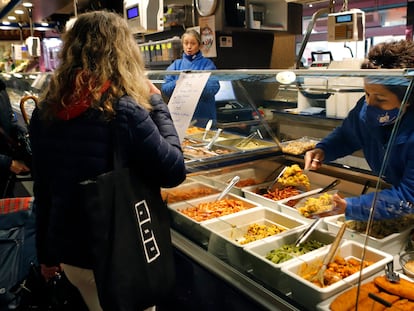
304, 39, 414, 222
161, 29, 220, 128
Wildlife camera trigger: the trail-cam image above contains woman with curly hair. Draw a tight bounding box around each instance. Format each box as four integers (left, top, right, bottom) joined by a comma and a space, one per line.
29, 10, 186, 311
305, 39, 414, 222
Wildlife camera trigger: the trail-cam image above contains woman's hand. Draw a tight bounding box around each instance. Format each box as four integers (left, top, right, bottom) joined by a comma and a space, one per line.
333, 193, 347, 212
10, 160, 30, 174
304, 148, 325, 171
147, 80, 161, 95
40, 264, 61, 282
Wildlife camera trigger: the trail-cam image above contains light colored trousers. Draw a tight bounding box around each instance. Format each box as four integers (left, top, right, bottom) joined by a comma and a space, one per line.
62, 264, 156, 311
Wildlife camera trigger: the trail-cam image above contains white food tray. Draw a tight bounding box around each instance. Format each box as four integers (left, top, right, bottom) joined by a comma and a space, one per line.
324, 214, 413, 255
281, 240, 393, 306
201, 206, 307, 270
243, 228, 335, 291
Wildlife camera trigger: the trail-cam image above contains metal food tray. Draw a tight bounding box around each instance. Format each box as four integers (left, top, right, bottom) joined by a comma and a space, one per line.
243, 228, 335, 292
281, 240, 393, 306
201, 206, 307, 270
183, 144, 239, 160
187, 130, 242, 142
324, 214, 413, 254
280, 136, 320, 155
217, 138, 278, 152
167, 193, 260, 247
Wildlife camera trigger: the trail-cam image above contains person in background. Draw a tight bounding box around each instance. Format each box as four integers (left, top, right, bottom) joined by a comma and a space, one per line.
304, 39, 414, 222
29, 10, 186, 311
161, 28, 220, 128
0, 79, 30, 198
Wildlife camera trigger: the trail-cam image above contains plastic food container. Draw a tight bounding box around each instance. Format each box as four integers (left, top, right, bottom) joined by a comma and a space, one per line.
279, 190, 343, 223
242, 170, 344, 211
201, 206, 307, 270
281, 240, 393, 306
324, 214, 413, 254
399, 251, 414, 278
280, 137, 319, 155
243, 228, 335, 291
168, 193, 260, 247
217, 138, 278, 151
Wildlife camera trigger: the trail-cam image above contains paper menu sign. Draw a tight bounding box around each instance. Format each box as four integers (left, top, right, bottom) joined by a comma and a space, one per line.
167, 72, 211, 143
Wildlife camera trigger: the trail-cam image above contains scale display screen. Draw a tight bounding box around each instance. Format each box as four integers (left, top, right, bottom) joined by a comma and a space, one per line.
336, 14, 352, 24
127, 6, 139, 19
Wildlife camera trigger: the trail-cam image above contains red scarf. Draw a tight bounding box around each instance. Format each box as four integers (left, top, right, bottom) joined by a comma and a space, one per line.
56, 80, 111, 120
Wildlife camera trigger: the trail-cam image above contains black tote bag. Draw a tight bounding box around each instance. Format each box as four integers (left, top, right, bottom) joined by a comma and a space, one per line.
80, 133, 176, 311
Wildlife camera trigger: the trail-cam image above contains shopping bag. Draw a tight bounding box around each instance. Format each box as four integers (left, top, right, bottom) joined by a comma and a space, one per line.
11, 264, 88, 311
80, 161, 176, 311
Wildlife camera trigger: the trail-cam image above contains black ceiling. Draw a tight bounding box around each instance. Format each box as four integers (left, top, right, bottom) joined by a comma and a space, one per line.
0, 0, 123, 26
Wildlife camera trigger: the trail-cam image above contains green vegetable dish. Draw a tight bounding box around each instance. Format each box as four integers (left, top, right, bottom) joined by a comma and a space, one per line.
265, 240, 325, 264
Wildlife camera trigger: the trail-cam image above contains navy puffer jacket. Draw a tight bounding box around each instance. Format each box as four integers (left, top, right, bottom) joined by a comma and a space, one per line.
30, 94, 186, 268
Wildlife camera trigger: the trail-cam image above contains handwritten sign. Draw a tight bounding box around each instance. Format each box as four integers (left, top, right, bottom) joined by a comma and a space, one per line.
168, 72, 211, 142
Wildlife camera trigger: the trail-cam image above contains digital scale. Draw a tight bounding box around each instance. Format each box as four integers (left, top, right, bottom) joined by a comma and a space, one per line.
310, 51, 333, 68
327, 9, 365, 42
123, 0, 164, 34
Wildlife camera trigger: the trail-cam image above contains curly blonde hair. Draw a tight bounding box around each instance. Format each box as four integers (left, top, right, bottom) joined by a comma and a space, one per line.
39, 10, 151, 120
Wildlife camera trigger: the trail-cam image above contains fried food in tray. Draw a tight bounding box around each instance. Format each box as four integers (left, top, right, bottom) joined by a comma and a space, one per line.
162, 185, 219, 204
276, 164, 310, 191
186, 126, 205, 135
329, 275, 414, 311
260, 186, 301, 201
177, 198, 252, 222
300, 255, 374, 288
235, 177, 259, 188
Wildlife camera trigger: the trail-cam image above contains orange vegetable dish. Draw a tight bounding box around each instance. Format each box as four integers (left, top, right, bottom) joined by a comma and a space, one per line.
300, 255, 374, 288
262, 186, 301, 201
178, 199, 250, 222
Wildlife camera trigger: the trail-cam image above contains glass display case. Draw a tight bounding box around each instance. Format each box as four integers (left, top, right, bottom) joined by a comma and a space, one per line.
4, 68, 414, 310
147, 68, 414, 310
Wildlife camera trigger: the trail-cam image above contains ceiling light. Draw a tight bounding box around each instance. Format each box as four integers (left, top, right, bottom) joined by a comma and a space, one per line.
15, 9, 25, 15
41, 22, 49, 26
22, 2, 33, 7
2, 21, 10, 25
8, 16, 16, 20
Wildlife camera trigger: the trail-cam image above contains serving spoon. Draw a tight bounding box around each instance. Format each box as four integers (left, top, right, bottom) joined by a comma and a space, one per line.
310, 222, 347, 287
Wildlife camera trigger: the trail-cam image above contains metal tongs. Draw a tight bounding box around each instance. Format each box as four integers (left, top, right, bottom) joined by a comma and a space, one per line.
216, 175, 240, 201
237, 129, 263, 148
206, 128, 223, 150
266, 166, 287, 192
202, 119, 213, 141
294, 218, 322, 247
385, 261, 400, 283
